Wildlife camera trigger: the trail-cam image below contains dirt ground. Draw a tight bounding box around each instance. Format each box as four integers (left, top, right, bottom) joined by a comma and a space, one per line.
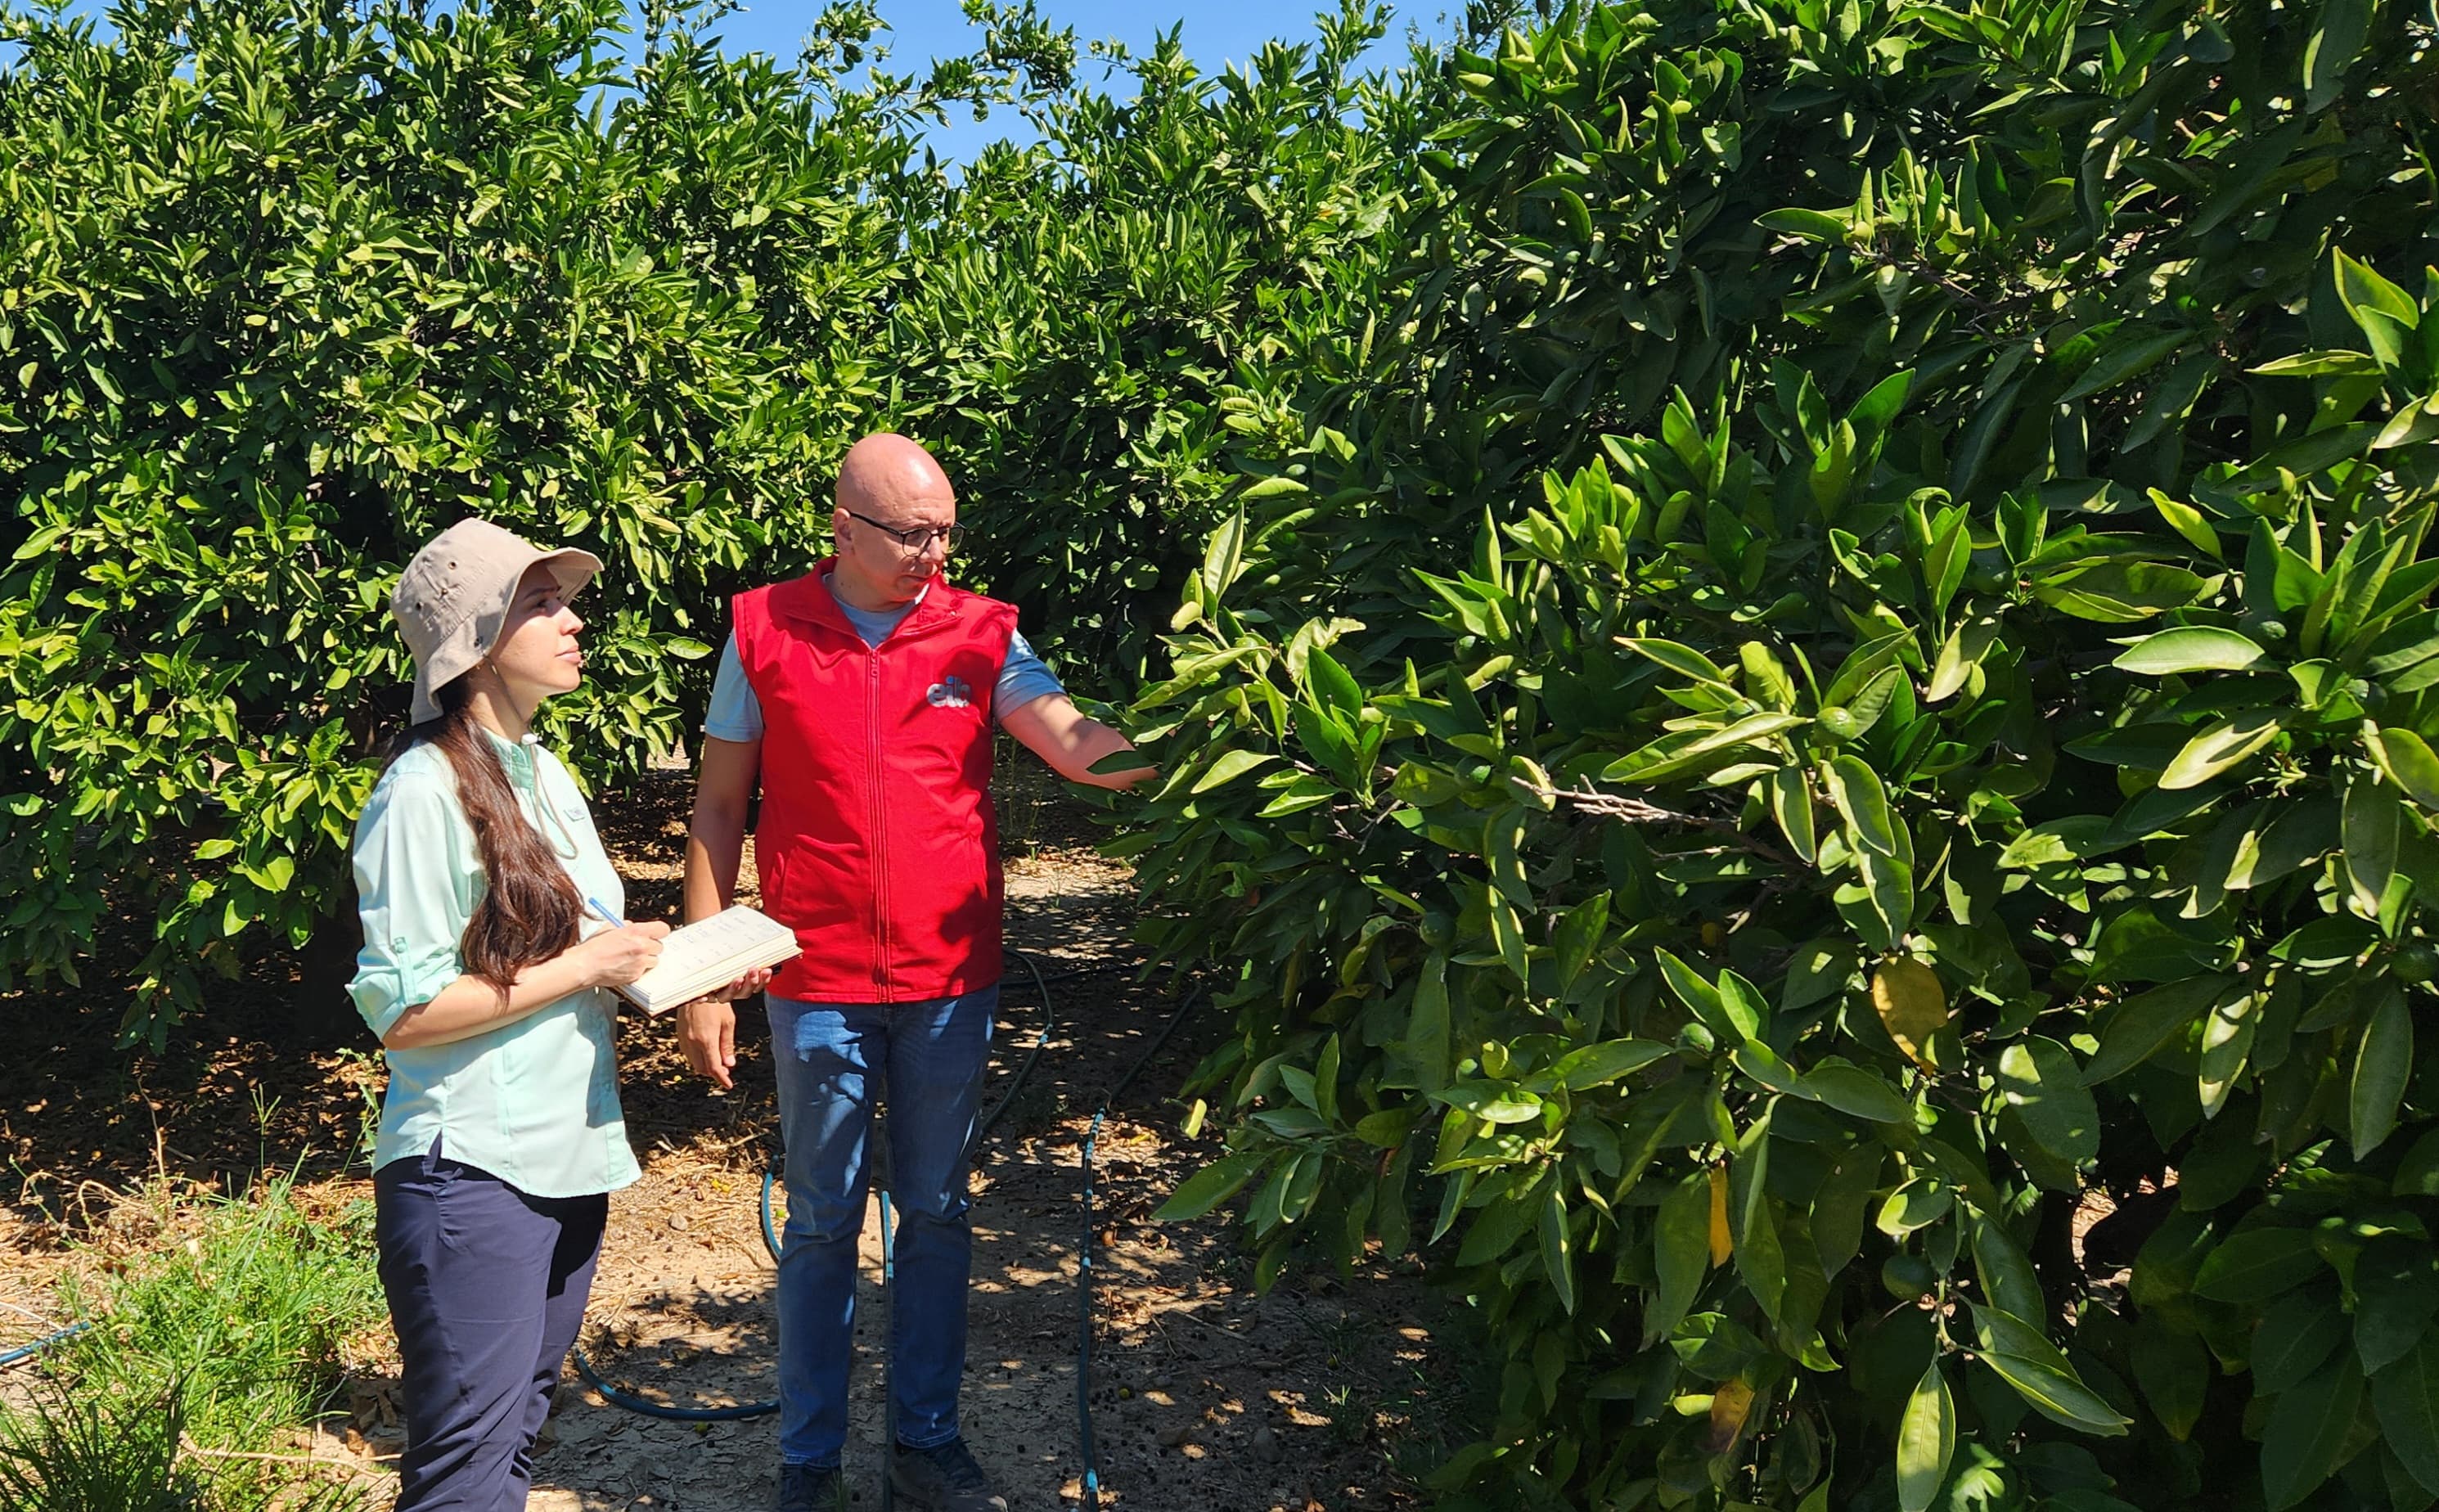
1, 758, 1470, 1511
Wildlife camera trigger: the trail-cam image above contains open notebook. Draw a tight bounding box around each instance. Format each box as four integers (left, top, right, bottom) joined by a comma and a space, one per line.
615, 905, 802, 1015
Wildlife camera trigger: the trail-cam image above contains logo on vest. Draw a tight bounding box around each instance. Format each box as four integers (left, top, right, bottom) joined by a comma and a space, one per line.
926, 675, 974, 709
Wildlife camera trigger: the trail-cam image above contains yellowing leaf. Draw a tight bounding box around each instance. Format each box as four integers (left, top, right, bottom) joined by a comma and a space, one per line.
1708, 1163, 1732, 1267
1706, 1377, 1756, 1453
2159, 712, 2284, 790
1873, 957, 1948, 1069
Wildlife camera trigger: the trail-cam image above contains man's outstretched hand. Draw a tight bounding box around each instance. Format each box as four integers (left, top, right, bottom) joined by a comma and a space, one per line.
676, 965, 772, 1090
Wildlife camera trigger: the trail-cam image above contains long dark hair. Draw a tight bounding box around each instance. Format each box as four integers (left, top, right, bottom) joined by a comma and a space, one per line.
384, 677, 583, 993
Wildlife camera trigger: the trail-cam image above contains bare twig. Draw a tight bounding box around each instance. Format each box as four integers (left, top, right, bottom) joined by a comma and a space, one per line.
1538, 784, 1804, 871
1540, 785, 1689, 824
177, 1433, 398, 1476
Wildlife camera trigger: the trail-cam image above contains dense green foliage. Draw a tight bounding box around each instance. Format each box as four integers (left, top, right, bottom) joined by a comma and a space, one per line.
20, 0, 2439, 1508
1126, 0, 2439, 1508
884, 2, 1442, 680
0, 0, 1027, 1033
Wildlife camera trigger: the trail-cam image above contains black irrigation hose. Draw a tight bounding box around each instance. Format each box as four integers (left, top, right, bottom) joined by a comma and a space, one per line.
574, 947, 1065, 1425
1074, 985, 1204, 1512
576, 947, 1204, 1512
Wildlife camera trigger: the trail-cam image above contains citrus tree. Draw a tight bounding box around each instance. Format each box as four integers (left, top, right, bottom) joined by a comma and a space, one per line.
0, 0, 1030, 1037
1127, 1, 2439, 1508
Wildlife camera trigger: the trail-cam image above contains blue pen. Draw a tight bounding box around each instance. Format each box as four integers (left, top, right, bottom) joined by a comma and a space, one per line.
585, 895, 626, 929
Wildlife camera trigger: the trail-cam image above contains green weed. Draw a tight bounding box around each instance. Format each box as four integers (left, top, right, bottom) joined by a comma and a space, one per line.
52, 1168, 382, 1458
0, 1384, 189, 1512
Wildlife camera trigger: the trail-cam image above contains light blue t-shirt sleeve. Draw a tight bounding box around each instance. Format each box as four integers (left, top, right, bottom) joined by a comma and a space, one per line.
703, 633, 764, 743
994, 629, 1064, 722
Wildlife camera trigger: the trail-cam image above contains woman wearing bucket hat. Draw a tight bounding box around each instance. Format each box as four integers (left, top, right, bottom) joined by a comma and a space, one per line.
348, 518, 671, 1511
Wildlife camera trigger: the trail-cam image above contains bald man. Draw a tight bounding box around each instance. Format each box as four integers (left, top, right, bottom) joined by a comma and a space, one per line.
678, 434, 1149, 1512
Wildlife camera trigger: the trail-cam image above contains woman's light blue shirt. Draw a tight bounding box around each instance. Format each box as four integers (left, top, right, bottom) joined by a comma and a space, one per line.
348, 729, 641, 1199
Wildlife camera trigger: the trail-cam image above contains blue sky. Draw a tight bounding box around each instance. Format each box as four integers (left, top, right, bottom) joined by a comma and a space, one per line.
675, 1, 1447, 159
6, 2, 1451, 162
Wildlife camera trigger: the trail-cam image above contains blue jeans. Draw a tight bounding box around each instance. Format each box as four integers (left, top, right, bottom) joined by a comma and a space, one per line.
768, 988, 997, 1468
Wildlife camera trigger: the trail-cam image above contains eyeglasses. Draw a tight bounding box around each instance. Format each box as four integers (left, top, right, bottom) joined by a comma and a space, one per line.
844, 508, 965, 555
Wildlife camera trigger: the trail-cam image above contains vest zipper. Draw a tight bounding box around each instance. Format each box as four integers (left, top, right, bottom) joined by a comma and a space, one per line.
866, 647, 889, 998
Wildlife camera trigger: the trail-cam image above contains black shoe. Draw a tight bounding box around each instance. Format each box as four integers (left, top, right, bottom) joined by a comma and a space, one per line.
889, 1437, 1009, 1511
776, 1460, 844, 1512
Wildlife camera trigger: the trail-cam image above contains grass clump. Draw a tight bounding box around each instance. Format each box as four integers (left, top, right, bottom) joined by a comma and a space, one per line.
3, 1166, 388, 1509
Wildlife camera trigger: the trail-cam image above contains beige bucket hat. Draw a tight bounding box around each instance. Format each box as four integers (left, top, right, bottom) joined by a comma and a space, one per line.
391, 519, 605, 724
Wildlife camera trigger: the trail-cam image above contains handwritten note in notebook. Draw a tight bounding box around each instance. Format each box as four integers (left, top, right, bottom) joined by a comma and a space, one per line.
616, 905, 801, 1015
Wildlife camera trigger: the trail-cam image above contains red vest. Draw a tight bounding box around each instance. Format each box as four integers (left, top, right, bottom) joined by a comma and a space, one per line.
731, 562, 1017, 1002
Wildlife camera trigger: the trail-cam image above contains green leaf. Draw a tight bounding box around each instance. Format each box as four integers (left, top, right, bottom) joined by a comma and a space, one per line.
1769, 765, 1818, 862
1190, 749, 1276, 794
2376, 1334, 2439, 1496
1539, 1187, 1576, 1314
2062, 328, 2191, 403
1548, 1038, 1671, 1090
2353, 1244, 2437, 1374
2149, 491, 2224, 558
1716, 970, 1767, 1041
1306, 646, 1364, 722
1897, 1360, 1955, 1512
1649, 1173, 1711, 1348
1433, 1081, 1543, 1124
1489, 897, 1531, 987
1877, 1177, 1952, 1236
2130, 1316, 2209, 1441
1617, 636, 1733, 686
2194, 1228, 2324, 1303
1926, 612, 2004, 702
2250, 349, 2383, 377
2111, 626, 2265, 675
1201, 508, 1248, 603
2352, 987, 2414, 1158
1970, 1307, 2132, 1434
2159, 711, 2284, 790
2335, 248, 2422, 336
1407, 954, 1450, 1092
1969, 1209, 2046, 1325
1801, 1060, 1911, 1123
1154, 1151, 1269, 1221
2085, 976, 2230, 1083
1757, 206, 1851, 242
2198, 984, 2260, 1118
1655, 949, 1734, 1040
2255, 1291, 2347, 1394
2368, 724, 2439, 811
1550, 893, 1611, 997
1996, 1037, 2100, 1166
2262, 1351, 2367, 1510
1825, 754, 1903, 856
1730, 1040, 1807, 1096
2347, 775, 2406, 917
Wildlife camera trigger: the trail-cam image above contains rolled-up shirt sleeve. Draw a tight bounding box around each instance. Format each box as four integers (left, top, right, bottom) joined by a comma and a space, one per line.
348, 766, 471, 1041
703, 633, 765, 744
992, 629, 1067, 724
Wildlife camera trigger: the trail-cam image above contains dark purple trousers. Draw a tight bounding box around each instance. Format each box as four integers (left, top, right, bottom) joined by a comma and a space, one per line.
374, 1142, 606, 1512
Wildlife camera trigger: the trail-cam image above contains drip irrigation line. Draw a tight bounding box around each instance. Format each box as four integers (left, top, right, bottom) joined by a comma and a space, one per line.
0, 1321, 90, 1370
1073, 985, 1204, 1512
577, 945, 1207, 1512
576, 946, 1064, 1425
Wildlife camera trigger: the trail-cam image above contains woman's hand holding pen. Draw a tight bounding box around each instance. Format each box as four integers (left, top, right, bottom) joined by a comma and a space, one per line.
574, 920, 670, 988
